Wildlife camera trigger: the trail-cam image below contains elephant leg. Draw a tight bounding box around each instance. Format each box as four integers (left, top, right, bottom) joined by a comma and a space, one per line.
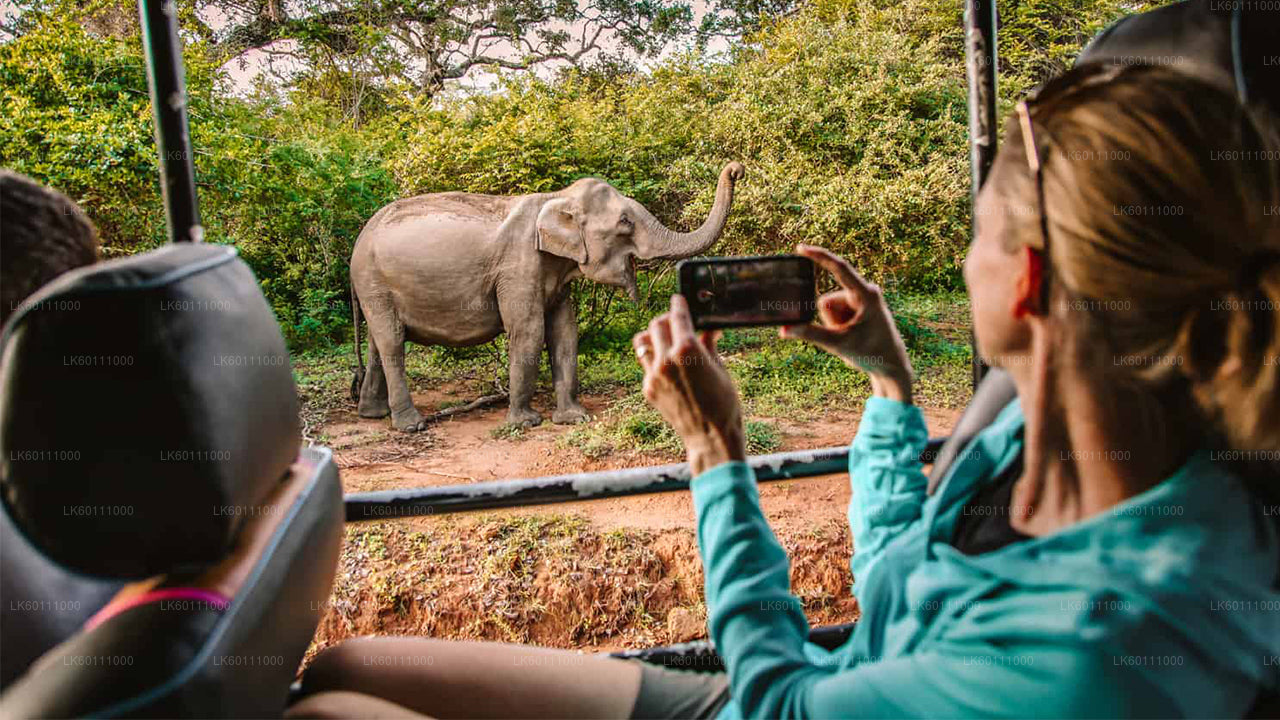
365, 303, 427, 432
357, 339, 390, 419
547, 298, 588, 425
500, 294, 545, 428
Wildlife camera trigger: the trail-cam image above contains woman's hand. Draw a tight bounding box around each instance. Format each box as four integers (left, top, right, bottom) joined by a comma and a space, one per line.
633, 295, 746, 476
781, 244, 915, 404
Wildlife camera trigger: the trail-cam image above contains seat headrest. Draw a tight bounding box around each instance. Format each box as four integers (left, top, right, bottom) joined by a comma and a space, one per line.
0, 244, 300, 579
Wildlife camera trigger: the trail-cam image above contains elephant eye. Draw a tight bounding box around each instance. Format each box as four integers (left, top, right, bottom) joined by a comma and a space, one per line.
619, 214, 633, 229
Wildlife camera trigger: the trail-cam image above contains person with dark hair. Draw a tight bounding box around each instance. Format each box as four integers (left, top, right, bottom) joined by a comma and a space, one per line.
0, 170, 100, 326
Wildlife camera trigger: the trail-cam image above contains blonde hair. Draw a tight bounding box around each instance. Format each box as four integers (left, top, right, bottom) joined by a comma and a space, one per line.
996, 64, 1280, 468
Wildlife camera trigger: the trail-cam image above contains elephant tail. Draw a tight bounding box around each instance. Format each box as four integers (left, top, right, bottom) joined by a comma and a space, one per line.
350, 280, 365, 402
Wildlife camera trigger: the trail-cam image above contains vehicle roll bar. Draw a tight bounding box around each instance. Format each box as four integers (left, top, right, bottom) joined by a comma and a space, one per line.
344, 439, 946, 521
345, 446, 852, 521
139, 0, 202, 243
964, 0, 997, 387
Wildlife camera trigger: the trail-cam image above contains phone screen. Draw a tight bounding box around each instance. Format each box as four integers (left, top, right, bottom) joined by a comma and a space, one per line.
678, 255, 816, 330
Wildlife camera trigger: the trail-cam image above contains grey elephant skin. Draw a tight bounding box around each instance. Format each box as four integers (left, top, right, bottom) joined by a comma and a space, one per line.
349, 162, 745, 431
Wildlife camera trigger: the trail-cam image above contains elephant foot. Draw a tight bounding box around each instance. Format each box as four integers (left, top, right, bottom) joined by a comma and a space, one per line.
552, 404, 591, 425
391, 408, 430, 433
507, 407, 543, 429
358, 398, 391, 419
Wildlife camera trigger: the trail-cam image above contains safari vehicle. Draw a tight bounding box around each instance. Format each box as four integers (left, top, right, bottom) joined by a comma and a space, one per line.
0, 0, 1276, 717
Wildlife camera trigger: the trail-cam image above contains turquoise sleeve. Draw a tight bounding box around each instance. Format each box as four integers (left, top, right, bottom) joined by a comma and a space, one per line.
847, 397, 929, 595
689, 463, 1130, 720
684, 467, 1189, 719
691, 461, 821, 718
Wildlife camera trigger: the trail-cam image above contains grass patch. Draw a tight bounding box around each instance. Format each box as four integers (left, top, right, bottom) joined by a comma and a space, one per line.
489, 422, 530, 441
290, 280, 974, 452
745, 420, 783, 454
560, 392, 680, 459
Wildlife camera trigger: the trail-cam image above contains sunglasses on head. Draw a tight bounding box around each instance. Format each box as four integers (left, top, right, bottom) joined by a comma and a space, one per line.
1013, 62, 1128, 310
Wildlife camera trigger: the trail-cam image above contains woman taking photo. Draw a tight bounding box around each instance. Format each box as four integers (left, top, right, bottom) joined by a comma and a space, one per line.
293, 63, 1280, 719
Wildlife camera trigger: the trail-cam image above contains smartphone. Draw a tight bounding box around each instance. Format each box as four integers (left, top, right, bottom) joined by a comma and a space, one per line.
677, 255, 816, 330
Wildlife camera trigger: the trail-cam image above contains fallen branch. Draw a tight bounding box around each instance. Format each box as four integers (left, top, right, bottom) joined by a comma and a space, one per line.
423, 393, 509, 424
423, 469, 475, 481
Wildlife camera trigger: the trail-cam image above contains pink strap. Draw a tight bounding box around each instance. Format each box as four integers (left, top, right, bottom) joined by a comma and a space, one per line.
84, 587, 230, 632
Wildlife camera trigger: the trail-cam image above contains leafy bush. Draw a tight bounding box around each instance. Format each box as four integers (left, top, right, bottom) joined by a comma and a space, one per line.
389, 2, 972, 291
0, 10, 164, 248
744, 420, 782, 454
3, 0, 1159, 351
0, 11, 400, 346
197, 108, 399, 346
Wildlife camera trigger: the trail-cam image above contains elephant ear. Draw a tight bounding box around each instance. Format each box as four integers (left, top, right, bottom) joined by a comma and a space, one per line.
535, 198, 587, 264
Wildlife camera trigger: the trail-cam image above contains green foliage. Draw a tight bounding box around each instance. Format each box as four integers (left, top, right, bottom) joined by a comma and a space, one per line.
4, 0, 1164, 354
744, 420, 782, 454
390, 2, 973, 291
0, 9, 163, 248
1, 9, 399, 346
490, 422, 530, 440
197, 106, 399, 346
995, 0, 1167, 89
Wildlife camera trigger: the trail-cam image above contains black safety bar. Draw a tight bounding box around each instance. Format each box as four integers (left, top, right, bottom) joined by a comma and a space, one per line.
139, 0, 202, 243
346, 446, 849, 522
964, 0, 997, 388
346, 439, 946, 521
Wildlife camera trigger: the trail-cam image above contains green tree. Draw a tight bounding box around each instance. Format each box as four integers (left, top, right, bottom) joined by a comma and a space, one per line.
2, 0, 1177, 350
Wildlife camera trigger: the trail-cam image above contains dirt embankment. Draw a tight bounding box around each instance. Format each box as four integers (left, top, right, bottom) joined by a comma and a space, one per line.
308, 388, 961, 660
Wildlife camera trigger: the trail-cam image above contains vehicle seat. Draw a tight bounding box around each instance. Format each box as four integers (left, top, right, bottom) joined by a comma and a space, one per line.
1077, 0, 1280, 119
0, 243, 343, 717
926, 368, 1015, 495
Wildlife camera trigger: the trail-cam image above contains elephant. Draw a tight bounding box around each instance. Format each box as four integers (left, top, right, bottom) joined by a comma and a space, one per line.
349, 162, 745, 432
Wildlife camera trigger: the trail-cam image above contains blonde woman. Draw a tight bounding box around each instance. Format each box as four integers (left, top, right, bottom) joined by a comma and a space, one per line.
293, 63, 1280, 719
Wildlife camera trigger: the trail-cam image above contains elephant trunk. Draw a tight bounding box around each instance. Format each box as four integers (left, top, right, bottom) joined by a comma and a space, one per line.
634, 162, 744, 260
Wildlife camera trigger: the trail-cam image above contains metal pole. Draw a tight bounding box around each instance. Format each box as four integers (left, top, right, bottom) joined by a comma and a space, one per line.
964, 0, 997, 388
344, 446, 853, 522
138, 0, 203, 243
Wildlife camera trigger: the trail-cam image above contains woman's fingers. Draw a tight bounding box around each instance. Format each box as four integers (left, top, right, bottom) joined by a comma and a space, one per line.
780, 322, 840, 348
632, 332, 656, 373
648, 312, 673, 370
817, 292, 860, 328
668, 295, 698, 356
665, 295, 721, 358
797, 244, 872, 297
781, 291, 856, 347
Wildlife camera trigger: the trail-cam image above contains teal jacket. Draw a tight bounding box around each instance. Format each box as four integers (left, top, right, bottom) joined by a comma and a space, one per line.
694, 397, 1280, 719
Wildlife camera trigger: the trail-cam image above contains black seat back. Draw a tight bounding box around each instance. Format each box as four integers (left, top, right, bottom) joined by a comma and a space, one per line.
1077, 1, 1280, 120
927, 368, 1015, 495
0, 512, 121, 687
0, 244, 343, 717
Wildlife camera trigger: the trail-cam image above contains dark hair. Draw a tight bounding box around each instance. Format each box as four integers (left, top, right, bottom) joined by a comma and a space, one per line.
0, 171, 99, 325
